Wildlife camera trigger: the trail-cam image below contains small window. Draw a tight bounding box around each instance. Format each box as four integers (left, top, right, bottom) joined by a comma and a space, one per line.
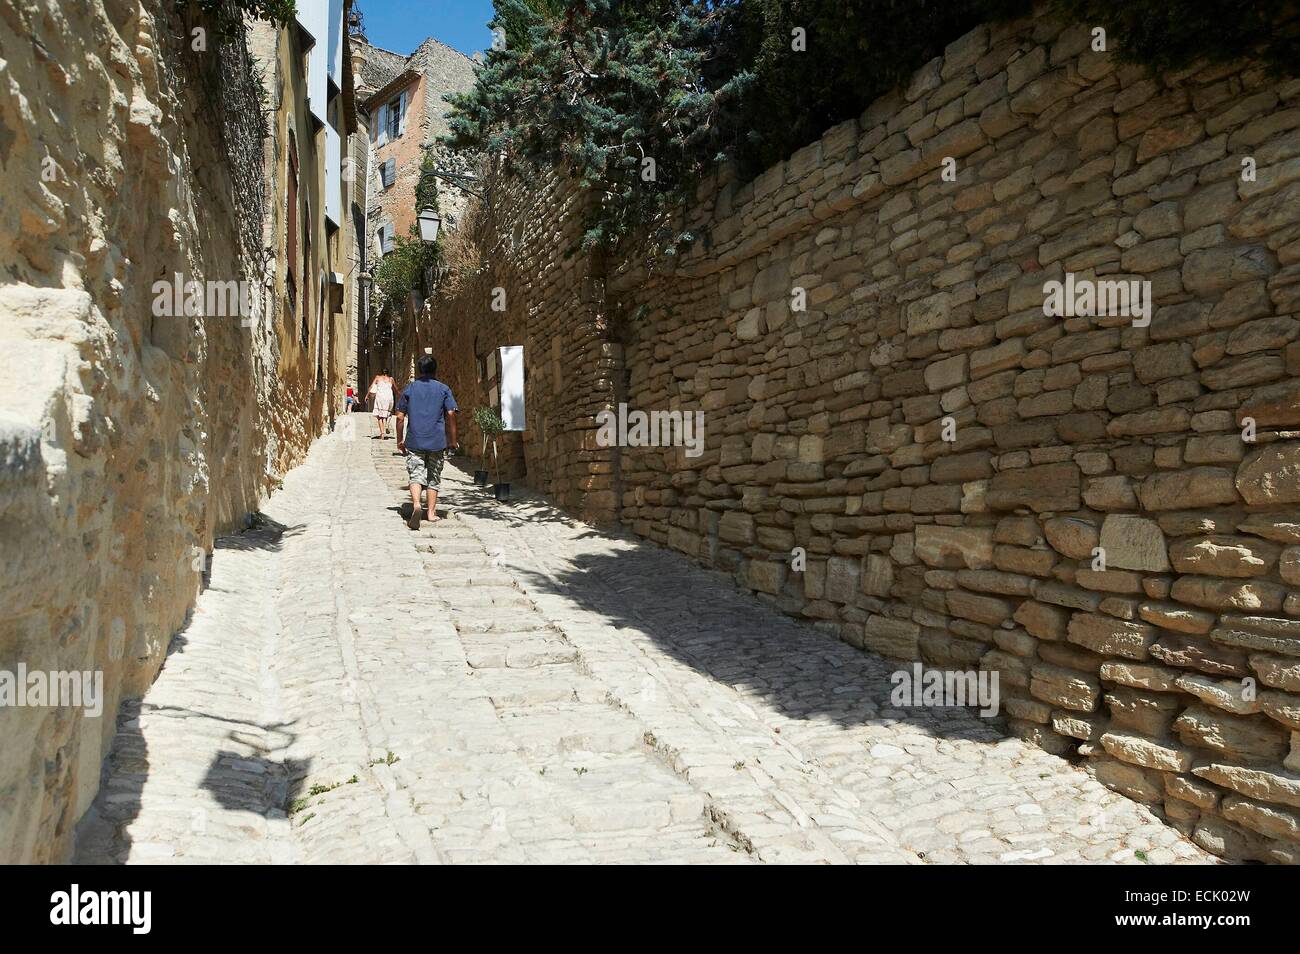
386, 97, 401, 139
380, 223, 395, 255
301, 199, 311, 347
286, 274, 296, 319
380, 158, 396, 189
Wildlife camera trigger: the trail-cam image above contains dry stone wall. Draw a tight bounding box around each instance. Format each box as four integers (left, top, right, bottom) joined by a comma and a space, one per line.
423, 12, 1300, 862
422, 167, 621, 522
0, 0, 312, 862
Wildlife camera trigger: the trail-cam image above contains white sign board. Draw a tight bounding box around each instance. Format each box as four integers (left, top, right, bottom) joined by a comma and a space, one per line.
499, 345, 525, 431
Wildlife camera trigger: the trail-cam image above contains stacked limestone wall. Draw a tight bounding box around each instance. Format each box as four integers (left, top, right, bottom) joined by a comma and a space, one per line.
0, 0, 304, 862
423, 167, 620, 522
424, 11, 1300, 862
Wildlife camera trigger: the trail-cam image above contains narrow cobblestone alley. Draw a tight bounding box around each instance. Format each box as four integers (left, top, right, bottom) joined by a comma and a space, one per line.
74, 417, 1214, 865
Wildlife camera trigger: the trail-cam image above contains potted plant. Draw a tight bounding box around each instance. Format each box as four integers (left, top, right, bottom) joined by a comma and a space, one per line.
473, 406, 507, 498
471, 406, 495, 485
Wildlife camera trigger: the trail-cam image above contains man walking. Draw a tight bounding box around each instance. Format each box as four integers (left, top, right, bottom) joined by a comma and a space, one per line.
395, 355, 459, 531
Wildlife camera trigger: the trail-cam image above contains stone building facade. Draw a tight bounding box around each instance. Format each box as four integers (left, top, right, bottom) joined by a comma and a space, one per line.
352, 35, 475, 390
343, 14, 370, 395
0, 0, 354, 862
423, 13, 1300, 862
250, 0, 360, 467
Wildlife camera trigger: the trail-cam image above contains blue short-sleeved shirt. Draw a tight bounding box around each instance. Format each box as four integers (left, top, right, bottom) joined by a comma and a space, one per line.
396, 377, 458, 452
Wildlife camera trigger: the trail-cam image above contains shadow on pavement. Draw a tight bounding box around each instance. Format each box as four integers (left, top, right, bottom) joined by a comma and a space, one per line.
438, 467, 1009, 745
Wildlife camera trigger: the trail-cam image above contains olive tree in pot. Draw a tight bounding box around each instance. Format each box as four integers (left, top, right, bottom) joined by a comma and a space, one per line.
470, 406, 496, 485
473, 406, 508, 498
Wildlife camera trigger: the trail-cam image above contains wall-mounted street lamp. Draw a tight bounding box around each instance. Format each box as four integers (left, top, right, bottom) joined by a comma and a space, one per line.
417, 207, 441, 244
358, 270, 371, 327
416, 165, 485, 246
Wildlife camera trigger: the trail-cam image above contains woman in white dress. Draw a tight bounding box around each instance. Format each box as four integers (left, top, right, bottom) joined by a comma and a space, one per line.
368, 371, 396, 439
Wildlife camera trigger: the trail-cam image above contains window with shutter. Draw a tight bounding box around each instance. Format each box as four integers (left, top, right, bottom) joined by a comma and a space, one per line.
387, 96, 401, 140
302, 200, 312, 348
286, 135, 299, 314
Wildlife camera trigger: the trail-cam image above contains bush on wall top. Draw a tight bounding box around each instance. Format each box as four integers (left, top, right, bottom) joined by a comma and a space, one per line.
186, 0, 298, 35
444, 0, 752, 257
444, 0, 1298, 259
728, 0, 1030, 174
1050, 0, 1300, 75
729, 0, 1299, 174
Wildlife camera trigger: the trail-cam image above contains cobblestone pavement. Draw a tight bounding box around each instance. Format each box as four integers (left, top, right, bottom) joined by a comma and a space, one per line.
76, 420, 1215, 864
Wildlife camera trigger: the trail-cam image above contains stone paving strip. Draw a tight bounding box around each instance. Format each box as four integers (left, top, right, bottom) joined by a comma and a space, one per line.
421, 457, 1215, 866
77, 425, 1214, 864
78, 427, 745, 864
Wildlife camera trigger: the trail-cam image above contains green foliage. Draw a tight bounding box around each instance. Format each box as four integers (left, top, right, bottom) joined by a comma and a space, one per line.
496, 0, 568, 49
730, 0, 1028, 173
188, 0, 298, 35
415, 149, 441, 212
474, 407, 505, 480
447, 0, 1295, 260
737, 0, 1297, 170
443, 0, 752, 256
473, 406, 506, 436
371, 153, 442, 315
370, 227, 439, 315
1046, 0, 1299, 74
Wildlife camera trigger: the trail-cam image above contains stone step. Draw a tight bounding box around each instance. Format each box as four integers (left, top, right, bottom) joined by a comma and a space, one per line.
446, 588, 536, 610
462, 633, 579, 670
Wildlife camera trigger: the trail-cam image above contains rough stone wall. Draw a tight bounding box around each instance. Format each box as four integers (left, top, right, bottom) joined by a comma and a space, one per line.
424, 12, 1300, 862
354, 37, 475, 391
408, 37, 478, 231
250, 18, 339, 470
366, 71, 426, 255
0, 0, 305, 862
353, 37, 406, 92
610, 16, 1300, 864
347, 109, 369, 393
358, 38, 475, 276
422, 168, 620, 521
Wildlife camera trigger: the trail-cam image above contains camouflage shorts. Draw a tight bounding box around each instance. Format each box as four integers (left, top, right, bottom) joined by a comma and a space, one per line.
405, 449, 449, 490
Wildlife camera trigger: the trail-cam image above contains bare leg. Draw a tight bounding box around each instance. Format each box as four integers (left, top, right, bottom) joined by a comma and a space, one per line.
426, 489, 439, 522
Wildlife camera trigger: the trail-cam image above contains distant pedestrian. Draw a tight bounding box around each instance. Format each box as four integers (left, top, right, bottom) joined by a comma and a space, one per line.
368, 370, 396, 439
395, 354, 459, 531
344, 386, 358, 413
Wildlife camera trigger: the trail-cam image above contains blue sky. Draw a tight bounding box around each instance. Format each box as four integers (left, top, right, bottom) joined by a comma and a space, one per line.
358, 0, 496, 57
